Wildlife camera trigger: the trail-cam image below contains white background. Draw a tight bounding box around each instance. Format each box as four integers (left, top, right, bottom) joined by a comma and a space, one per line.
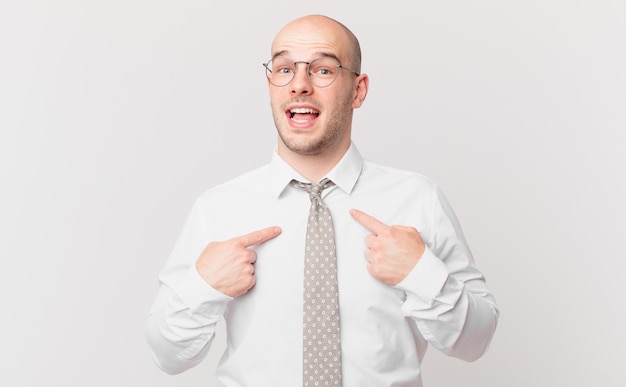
1, 1, 625, 386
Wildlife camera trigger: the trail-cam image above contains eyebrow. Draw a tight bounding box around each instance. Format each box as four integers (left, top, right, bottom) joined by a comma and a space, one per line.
272, 50, 342, 63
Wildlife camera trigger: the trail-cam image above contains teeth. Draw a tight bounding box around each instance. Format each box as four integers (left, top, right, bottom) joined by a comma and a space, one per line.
290, 108, 318, 114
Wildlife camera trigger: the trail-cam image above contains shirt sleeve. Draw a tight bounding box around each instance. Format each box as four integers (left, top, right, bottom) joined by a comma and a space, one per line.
146, 198, 233, 374
394, 186, 499, 361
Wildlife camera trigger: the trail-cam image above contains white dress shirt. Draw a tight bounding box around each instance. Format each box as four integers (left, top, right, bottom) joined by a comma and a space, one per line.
147, 144, 498, 387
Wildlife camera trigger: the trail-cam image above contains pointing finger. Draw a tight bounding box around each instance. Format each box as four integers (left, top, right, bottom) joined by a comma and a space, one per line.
350, 209, 388, 235
234, 226, 282, 247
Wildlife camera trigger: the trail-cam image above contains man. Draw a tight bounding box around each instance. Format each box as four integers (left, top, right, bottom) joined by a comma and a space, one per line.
147, 14, 498, 387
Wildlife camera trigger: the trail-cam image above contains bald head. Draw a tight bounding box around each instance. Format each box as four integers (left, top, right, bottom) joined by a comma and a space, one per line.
271, 15, 362, 73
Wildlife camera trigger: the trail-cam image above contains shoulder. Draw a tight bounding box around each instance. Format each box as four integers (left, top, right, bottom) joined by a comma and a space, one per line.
361, 159, 439, 192
196, 164, 272, 202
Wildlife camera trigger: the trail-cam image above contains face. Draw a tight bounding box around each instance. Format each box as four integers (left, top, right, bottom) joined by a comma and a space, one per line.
268, 17, 367, 158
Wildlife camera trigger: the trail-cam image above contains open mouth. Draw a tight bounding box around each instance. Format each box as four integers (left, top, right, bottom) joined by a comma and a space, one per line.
288, 107, 320, 123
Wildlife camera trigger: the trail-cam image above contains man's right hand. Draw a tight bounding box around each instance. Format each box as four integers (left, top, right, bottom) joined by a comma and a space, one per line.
195, 226, 282, 297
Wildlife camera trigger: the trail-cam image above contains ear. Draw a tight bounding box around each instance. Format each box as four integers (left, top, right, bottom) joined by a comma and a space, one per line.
351, 73, 369, 109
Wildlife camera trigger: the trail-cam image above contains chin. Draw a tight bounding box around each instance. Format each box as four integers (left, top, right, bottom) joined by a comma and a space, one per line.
275, 118, 344, 156
282, 139, 324, 156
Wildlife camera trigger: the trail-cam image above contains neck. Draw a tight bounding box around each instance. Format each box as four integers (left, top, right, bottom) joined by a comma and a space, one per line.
278, 141, 350, 183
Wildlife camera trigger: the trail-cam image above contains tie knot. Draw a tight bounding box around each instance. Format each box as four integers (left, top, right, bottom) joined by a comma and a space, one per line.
292, 178, 334, 201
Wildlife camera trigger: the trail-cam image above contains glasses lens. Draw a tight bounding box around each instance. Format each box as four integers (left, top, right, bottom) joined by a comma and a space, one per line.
308, 57, 340, 87
266, 57, 295, 87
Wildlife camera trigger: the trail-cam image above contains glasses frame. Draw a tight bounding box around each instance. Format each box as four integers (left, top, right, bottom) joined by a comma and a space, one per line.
263, 57, 360, 88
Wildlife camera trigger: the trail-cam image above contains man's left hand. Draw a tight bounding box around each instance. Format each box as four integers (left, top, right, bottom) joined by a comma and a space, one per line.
350, 209, 425, 286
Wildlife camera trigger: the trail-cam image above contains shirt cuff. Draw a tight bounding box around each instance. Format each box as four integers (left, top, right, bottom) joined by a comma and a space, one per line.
394, 246, 449, 307
175, 266, 233, 311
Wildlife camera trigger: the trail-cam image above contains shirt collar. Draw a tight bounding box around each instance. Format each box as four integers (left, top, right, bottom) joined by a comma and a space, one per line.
269, 143, 364, 198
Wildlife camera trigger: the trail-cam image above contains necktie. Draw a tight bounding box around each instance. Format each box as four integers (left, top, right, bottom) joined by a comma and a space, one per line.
292, 178, 342, 386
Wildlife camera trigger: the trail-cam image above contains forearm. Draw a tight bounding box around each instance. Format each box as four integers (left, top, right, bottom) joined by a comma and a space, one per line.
397, 248, 498, 361
146, 268, 232, 374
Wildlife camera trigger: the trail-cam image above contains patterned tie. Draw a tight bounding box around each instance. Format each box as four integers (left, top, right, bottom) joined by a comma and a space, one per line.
292, 178, 342, 386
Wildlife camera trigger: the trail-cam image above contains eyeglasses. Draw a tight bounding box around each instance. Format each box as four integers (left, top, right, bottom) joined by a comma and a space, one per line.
263, 56, 359, 88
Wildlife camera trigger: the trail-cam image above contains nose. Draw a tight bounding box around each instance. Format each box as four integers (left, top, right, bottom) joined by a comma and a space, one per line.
290, 62, 313, 96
